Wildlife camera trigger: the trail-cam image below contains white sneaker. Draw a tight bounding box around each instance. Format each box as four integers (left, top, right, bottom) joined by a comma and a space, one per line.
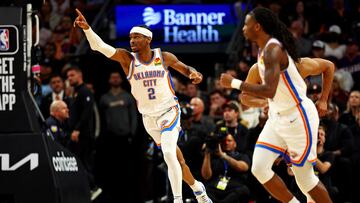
90, 187, 102, 201
193, 182, 213, 203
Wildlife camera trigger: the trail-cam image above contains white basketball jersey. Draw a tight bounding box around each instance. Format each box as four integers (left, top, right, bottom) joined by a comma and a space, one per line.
257, 38, 308, 113
127, 48, 178, 115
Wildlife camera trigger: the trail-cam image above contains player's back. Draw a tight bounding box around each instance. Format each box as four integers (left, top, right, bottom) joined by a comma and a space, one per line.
127, 48, 178, 115
257, 38, 309, 113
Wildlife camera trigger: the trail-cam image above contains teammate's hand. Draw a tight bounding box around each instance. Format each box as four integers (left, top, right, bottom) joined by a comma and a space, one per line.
220, 73, 234, 88
315, 99, 327, 117
189, 71, 203, 84
74, 8, 89, 30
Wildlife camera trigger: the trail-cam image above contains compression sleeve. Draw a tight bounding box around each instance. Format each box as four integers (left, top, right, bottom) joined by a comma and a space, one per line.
83, 28, 116, 58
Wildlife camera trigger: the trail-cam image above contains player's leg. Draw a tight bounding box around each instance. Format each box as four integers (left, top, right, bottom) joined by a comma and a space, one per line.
291, 162, 332, 203
159, 107, 183, 202
252, 120, 299, 203
252, 147, 298, 203
287, 101, 332, 203
176, 146, 212, 203
142, 115, 181, 201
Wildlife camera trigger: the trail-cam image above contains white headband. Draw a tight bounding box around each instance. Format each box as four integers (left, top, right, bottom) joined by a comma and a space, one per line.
130, 27, 153, 39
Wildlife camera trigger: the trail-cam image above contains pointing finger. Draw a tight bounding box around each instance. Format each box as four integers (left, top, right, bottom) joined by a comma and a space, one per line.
75, 8, 83, 17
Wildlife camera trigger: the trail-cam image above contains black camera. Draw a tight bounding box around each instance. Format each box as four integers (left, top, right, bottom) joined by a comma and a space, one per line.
180, 102, 193, 120
205, 127, 228, 153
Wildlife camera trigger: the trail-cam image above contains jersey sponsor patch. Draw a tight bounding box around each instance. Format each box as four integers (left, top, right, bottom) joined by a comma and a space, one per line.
154, 57, 162, 66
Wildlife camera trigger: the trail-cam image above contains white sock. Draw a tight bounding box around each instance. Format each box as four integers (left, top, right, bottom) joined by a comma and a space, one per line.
174, 196, 183, 203
190, 180, 203, 192
289, 197, 300, 203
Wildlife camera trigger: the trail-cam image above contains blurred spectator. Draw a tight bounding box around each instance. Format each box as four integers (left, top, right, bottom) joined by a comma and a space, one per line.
324, 25, 346, 60
39, 60, 54, 97
290, 19, 311, 56
190, 97, 216, 139
339, 90, 360, 126
185, 82, 208, 105
99, 71, 137, 140
66, 66, 100, 199
44, 100, 70, 147
237, 59, 251, 81
293, 1, 309, 36
209, 90, 227, 122
201, 134, 250, 203
59, 15, 82, 48
40, 74, 72, 119
50, 0, 70, 16
307, 83, 322, 103
223, 69, 240, 101
172, 75, 190, 103
216, 101, 249, 153
324, 0, 352, 35
338, 38, 360, 90
350, 109, 360, 202
313, 125, 338, 200
42, 42, 65, 74
52, 26, 72, 61
39, 0, 61, 30
321, 103, 354, 202
330, 76, 348, 112
311, 40, 326, 58
97, 71, 137, 202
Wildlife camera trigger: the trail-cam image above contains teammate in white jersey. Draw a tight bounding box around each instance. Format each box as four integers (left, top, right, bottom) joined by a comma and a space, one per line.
220, 7, 333, 203
74, 9, 212, 203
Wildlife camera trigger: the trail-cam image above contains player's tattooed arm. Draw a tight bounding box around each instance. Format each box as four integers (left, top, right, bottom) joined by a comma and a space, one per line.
162, 51, 203, 84
239, 44, 282, 98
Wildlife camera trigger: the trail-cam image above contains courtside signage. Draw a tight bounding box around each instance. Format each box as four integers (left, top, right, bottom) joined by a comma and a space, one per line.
115, 4, 237, 45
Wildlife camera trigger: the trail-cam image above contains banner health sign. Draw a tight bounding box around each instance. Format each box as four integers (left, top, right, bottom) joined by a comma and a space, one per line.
115, 4, 238, 52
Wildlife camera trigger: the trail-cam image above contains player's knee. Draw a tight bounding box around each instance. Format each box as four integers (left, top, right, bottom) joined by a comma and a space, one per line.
292, 164, 319, 192
296, 171, 319, 192
251, 162, 274, 184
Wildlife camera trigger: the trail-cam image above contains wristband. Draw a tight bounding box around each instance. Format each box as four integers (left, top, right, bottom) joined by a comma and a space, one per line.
231, 79, 242, 90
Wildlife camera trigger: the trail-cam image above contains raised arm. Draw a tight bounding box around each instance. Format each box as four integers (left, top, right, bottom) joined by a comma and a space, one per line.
239, 63, 268, 107
221, 43, 282, 98
162, 51, 203, 84
297, 57, 335, 117
74, 8, 133, 75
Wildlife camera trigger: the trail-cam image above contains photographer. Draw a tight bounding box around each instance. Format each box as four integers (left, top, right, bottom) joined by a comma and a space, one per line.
201, 133, 250, 203
216, 101, 249, 153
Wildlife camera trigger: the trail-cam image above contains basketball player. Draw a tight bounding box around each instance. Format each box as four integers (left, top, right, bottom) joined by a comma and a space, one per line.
220, 7, 333, 203
74, 9, 212, 203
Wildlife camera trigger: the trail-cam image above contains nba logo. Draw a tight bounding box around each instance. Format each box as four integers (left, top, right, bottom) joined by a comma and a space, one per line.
0, 29, 10, 51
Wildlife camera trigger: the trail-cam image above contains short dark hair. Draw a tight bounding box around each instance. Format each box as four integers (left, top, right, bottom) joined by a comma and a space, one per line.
49, 74, 63, 81
66, 65, 82, 74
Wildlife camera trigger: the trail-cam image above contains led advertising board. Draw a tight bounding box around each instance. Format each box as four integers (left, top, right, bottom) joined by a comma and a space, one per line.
115, 4, 239, 53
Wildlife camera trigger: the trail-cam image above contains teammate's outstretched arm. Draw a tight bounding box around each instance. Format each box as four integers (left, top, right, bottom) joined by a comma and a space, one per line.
221, 44, 282, 99
74, 8, 132, 75
162, 52, 203, 84
297, 57, 335, 117
239, 63, 268, 107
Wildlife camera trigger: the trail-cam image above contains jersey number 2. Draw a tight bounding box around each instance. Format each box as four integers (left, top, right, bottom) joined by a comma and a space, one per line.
148, 88, 156, 100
